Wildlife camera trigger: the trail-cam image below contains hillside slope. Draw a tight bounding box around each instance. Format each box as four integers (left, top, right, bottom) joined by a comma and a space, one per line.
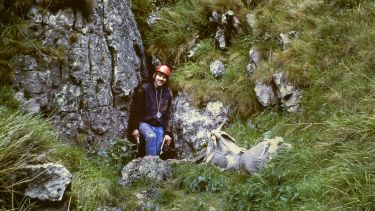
131, 0, 375, 209
0, 0, 374, 209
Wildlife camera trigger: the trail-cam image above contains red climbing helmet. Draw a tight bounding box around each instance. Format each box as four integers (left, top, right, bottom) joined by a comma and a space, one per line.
155, 65, 171, 77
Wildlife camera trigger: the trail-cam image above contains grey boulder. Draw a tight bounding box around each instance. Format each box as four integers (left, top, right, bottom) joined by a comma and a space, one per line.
17, 163, 72, 202
121, 156, 172, 186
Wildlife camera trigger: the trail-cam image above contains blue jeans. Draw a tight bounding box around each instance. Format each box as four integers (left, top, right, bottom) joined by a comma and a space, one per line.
139, 122, 164, 156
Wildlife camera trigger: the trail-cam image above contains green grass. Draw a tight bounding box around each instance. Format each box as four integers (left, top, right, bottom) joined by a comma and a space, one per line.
51, 145, 131, 210
0, 108, 134, 210
146, 0, 210, 64
133, 0, 375, 209
131, 0, 154, 38
1, 0, 375, 209
173, 163, 229, 193
0, 108, 57, 209
0, 85, 19, 109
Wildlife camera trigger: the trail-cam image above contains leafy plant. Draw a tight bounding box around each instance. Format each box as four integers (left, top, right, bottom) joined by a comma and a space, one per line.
106, 138, 137, 171
173, 163, 229, 193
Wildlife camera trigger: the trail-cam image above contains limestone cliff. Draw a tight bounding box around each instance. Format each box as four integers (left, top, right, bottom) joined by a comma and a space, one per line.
12, 0, 147, 148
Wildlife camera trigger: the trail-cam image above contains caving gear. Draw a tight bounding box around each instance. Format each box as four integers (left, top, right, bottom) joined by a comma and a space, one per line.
155, 65, 171, 77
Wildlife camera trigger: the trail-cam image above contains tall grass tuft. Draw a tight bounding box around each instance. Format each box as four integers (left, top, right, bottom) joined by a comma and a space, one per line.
0, 108, 57, 208
131, 0, 154, 39
52, 145, 129, 210
146, 0, 210, 64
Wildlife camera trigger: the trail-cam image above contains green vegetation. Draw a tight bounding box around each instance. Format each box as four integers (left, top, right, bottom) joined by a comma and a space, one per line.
51, 145, 131, 210
174, 163, 229, 193
0, 85, 19, 109
0, 108, 57, 209
1, 0, 374, 209
0, 0, 93, 84
131, 0, 375, 209
0, 109, 137, 209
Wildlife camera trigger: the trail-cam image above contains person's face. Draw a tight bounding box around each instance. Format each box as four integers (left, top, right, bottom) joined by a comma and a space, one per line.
154, 72, 168, 87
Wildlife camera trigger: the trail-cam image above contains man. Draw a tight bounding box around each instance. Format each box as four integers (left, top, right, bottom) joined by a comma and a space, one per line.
128, 65, 173, 156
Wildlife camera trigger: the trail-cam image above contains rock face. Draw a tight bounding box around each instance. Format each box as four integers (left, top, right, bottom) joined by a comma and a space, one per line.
17, 163, 72, 201
254, 82, 278, 107
121, 156, 172, 186
12, 1, 147, 147
246, 14, 256, 29
172, 93, 230, 158
254, 72, 303, 112
272, 72, 303, 112
210, 10, 242, 49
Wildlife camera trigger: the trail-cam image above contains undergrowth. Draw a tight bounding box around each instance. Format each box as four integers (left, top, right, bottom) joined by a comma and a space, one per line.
51, 145, 131, 210
132, 0, 375, 210
0, 108, 57, 209
1, 0, 374, 209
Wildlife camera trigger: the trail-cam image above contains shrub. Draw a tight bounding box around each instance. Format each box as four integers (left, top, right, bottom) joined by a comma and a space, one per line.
105, 138, 137, 171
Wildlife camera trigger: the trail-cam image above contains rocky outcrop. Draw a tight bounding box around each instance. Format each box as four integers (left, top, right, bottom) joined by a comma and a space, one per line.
121, 156, 172, 186
246, 13, 256, 29
246, 47, 261, 75
254, 82, 278, 107
147, 11, 161, 26
272, 72, 303, 112
280, 31, 298, 50
15, 163, 72, 202
254, 72, 303, 112
210, 10, 242, 49
134, 188, 161, 210
172, 94, 230, 158
12, 0, 146, 147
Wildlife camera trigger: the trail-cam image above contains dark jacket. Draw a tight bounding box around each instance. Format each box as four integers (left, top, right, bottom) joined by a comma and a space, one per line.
128, 82, 173, 136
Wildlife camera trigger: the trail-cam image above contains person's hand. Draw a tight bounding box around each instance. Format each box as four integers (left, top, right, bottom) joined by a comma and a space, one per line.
164, 134, 172, 145
131, 129, 140, 144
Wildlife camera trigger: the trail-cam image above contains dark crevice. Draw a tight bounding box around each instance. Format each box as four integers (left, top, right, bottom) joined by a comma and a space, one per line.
133, 42, 149, 83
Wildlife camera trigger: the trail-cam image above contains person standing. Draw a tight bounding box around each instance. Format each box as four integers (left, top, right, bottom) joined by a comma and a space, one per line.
128, 65, 173, 156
